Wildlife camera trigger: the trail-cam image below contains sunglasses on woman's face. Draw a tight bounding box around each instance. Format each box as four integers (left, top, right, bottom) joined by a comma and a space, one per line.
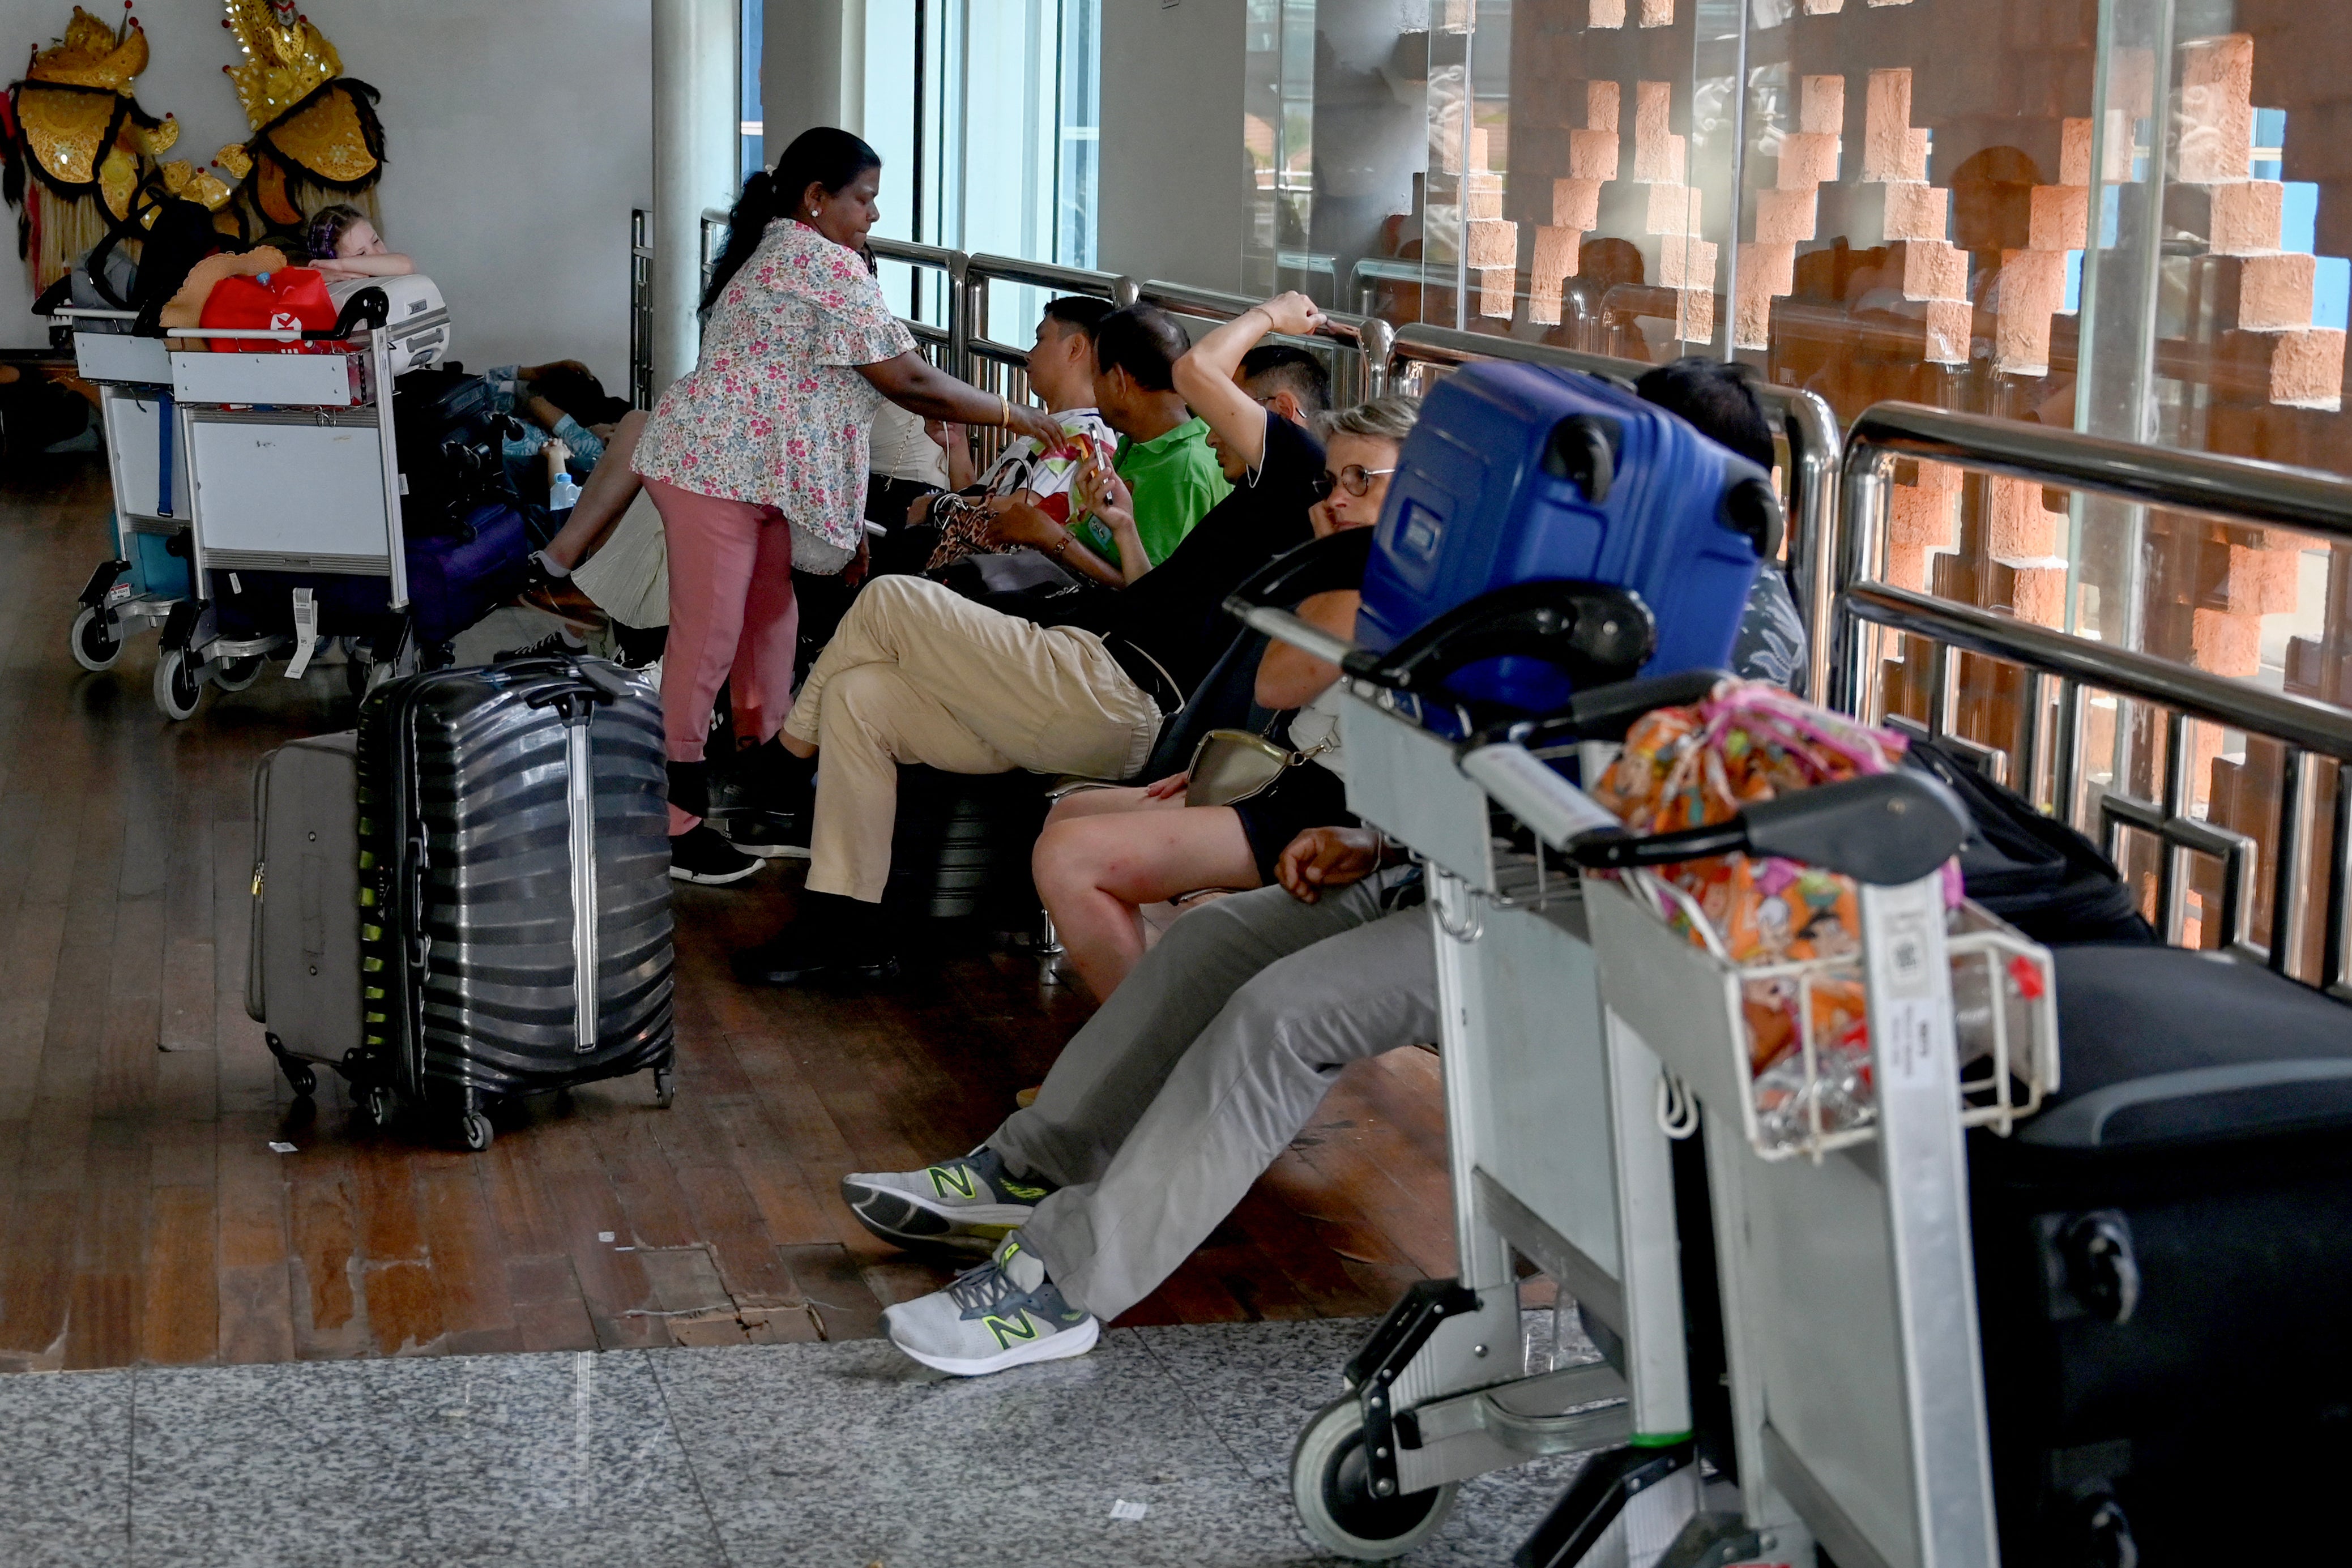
1308, 464, 1398, 501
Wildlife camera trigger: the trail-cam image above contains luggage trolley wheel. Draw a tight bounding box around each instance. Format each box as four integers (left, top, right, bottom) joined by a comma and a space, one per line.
153, 646, 205, 721
653, 1067, 676, 1109
70, 605, 123, 672
360, 1082, 399, 1130
212, 655, 267, 692
458, 1111, 494, 1153
1290, 1392, 1459, 1560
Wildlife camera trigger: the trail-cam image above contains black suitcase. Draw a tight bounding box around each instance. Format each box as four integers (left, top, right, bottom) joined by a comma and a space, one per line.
1972, 942, 2352, 1565
356, 656, 676, 1150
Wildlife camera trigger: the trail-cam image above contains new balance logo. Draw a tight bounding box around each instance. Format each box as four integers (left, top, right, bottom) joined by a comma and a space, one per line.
929, 1164, 978, 1200
984, 1311, 1040, 1350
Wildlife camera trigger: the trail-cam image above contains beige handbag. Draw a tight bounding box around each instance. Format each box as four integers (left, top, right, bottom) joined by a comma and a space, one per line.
1184, 724, 1335, 809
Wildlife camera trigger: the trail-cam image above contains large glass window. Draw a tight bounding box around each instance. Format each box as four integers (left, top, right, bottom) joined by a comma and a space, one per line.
741, 0, 765, 182
860, 0, 1101, 336
1257, 0, 2352, 962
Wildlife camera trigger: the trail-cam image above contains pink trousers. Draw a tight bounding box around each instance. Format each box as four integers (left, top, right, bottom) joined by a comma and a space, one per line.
644, 476, 799, 834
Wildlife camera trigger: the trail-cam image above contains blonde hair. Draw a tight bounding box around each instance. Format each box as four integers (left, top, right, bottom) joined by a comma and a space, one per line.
1325, 394, 1421, 443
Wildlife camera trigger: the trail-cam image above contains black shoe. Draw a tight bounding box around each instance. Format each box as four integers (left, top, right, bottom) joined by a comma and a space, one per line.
724, 809, 811, 860
732, 892, 898, 985
670, 825, 763, 885
709, 741, 817, 822
496, 627, 587, 663
613, 622, 668, 670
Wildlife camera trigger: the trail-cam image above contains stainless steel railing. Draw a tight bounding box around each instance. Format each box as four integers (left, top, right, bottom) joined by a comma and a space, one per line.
1833, 400, 2352, 986
645, 222, 1838, 678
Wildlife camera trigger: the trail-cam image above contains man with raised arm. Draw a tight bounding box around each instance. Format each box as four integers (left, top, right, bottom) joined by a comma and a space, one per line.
732, 294, 1338, 986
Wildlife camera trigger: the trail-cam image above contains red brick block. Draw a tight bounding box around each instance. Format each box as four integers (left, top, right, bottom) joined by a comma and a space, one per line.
1551, 180, 1602, 232
1587, 81, 1621, 133
1590, 0, 1627, 26
1467, 217, 1518, 267
2029, 185, 2090, 251
1989, 557, 2069, 627
1800, 76, 1845, 136
1895, 238, 1969, 302
1881, 182, 1948, 242
1987, 474, 2064, 557
2059, 117, 2094, 186
1778, 133, 1841, 190
1756, 187, 1817, 243
2235, 251, 2315, 332
1863, 69, 1914, 182
2211, 180, 2283, 255
2191, 606, 2263, 677
1890, 481, 1959, 548
1923, 299, 1972, 365
2177, 33, 2255, 186
1568, 130, 1621, 182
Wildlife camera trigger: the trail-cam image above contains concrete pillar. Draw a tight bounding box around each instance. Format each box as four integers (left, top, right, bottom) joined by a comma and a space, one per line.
653, 0, 740, 392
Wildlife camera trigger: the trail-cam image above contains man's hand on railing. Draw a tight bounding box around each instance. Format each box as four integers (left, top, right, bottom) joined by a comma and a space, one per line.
1253, 292, 1327, 339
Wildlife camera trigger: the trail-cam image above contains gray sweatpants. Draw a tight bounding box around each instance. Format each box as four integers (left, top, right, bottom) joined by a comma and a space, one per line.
991, 873, 1438, 1322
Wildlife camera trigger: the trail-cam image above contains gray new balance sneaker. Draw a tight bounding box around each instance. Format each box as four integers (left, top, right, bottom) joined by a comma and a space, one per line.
884, 1234, 1099, 1377
840, 1147, 1055, 1259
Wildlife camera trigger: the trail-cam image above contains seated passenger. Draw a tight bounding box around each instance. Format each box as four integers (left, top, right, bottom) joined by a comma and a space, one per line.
303, 204, 418, 279
1079, 305, 1229, 565
1030, 392, 1418, 1001
846, 354, 1811, 1377
916, 296, 1150, 587
730, 292, 1337, 987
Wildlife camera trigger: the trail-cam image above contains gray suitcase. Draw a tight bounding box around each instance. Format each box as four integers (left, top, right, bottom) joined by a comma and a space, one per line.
247, 732, 368, 1097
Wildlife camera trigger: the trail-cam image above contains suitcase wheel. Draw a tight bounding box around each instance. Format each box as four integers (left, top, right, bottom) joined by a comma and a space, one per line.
653, 1067, 675, 1110
458, 1111, 494, 1153
361, 1082, 399, 1130
264, 1034, 315, 1098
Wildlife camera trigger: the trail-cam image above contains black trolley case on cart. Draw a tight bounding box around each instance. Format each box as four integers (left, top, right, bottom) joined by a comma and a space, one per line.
250, 656, 677, 1148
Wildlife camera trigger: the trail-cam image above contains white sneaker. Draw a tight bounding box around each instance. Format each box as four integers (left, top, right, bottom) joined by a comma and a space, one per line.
883, 1234, 1099, 1377
839, 1147, 1053, 1259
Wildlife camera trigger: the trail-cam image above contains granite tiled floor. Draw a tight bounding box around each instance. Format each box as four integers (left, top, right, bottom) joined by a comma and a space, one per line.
2, 1319, 1590, 1567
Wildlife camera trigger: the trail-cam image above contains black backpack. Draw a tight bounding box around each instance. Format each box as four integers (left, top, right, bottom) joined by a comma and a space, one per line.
1905, 736, 2155, 947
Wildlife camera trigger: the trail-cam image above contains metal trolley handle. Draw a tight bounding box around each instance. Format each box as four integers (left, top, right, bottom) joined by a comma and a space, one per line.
1221, 528, 1659, 699
1459, 742, 1969, 888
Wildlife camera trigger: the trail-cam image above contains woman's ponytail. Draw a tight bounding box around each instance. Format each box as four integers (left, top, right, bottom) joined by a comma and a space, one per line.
700, 127, 881, 316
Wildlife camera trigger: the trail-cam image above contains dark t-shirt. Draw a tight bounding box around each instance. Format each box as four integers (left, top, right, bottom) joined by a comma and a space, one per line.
1041, 409, 1324, 699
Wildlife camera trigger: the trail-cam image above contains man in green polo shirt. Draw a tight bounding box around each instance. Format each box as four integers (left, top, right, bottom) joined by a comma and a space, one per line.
1073, 305, 1229, 569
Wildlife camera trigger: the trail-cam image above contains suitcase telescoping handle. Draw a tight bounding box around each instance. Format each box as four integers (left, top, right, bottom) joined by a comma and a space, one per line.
518, 656, 637, 1056
1458, 744, 1969, 887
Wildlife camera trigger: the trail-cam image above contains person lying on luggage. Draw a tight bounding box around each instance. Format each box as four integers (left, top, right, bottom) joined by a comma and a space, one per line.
844, 354, 1813, 1378
729, 292, 1339, 987
303, 204, 418, 279
1030, 393, 1420, 1001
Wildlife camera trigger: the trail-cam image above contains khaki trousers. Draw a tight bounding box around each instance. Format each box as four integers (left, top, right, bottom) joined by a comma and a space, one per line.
784, 575, 1162, 903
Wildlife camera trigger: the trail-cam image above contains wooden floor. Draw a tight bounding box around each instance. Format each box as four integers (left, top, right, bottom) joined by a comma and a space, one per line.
0, 454, 1457, 1372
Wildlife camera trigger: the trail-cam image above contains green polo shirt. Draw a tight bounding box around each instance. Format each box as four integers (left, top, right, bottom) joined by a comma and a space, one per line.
1082, 416, 1230, 568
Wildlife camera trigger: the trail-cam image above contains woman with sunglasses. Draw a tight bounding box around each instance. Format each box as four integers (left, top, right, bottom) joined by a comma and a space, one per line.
1030, 392, 1420, 1003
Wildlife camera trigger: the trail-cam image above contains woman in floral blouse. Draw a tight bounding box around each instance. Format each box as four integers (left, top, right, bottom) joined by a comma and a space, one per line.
635, 127, 1062, 885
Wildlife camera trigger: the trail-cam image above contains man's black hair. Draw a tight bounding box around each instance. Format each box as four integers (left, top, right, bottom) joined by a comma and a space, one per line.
1091, 305, 1190, 393
1238, 343, 1331, 415
1632, 356, 1773, 471
1041, 295, 1116, 337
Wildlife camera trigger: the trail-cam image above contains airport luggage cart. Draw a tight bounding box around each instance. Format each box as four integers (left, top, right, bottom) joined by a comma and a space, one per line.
155, 313, 416, 720
1470, 722, 2057, 1568
1279, 678, 1715, 1564
48, 305, 195, 675
1240, 556, 2047, 1565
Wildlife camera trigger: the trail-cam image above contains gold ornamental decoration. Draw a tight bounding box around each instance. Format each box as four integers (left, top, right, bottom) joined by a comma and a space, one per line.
217, 0, 385, 235
2, 3, 189, 296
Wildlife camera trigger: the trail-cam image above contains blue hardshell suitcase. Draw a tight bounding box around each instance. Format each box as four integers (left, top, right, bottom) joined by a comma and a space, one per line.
1355, 361, 1777, 719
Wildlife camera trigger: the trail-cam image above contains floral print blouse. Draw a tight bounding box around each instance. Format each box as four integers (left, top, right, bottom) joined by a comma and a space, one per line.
633, 219, 916, 569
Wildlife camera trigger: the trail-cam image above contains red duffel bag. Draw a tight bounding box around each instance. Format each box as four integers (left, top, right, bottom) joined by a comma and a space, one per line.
198, 267, 339, 353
